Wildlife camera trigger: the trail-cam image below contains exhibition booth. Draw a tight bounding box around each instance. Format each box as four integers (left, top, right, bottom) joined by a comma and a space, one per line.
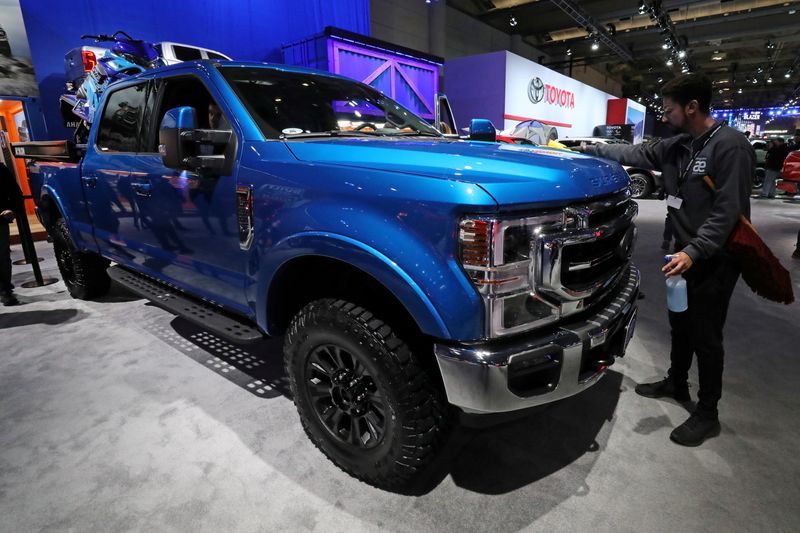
444, 50, 647, 142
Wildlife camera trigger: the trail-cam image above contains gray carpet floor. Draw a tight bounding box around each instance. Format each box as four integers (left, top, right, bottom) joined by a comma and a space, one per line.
1, 197, 799, 533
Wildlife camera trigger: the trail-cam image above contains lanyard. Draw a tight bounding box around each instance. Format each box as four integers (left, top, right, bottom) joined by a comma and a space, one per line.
678, 123, 724, 189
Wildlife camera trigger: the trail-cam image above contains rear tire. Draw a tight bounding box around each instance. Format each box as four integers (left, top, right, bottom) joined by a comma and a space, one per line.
52, 219, 111, 300
284, 298, 451, 491
628, 171, 653, 199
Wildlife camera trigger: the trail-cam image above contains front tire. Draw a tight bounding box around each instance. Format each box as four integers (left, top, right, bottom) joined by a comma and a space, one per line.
628, 171, 653, 199
52, 219, 111, 300
284, 299, 450, 491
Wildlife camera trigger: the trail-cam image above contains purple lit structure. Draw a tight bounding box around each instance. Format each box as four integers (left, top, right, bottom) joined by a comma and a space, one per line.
282, 27, 442, 120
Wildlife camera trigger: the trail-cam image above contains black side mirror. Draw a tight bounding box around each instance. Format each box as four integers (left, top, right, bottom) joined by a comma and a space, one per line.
158, 106, 232, 174
469, 118, 497, 142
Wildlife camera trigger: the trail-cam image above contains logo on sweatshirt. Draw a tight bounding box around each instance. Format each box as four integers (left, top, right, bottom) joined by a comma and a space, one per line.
692, 158, 707, 174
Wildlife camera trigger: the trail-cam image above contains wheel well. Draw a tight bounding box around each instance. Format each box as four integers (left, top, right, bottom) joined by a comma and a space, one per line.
625, 168, 653, 179
266, 256, 443, 380
267, 256, 427, 343
38, 193, 62, 229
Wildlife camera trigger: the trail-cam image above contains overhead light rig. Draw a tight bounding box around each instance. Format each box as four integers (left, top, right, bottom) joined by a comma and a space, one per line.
548, 0, 634, 61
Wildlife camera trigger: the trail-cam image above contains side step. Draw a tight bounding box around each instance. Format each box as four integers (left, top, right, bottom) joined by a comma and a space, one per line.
107, 265, 265, 343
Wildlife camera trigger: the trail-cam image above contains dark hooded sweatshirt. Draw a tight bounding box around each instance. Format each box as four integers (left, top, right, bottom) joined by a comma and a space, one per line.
0, 162, 23, 224
585, 122, 753, 263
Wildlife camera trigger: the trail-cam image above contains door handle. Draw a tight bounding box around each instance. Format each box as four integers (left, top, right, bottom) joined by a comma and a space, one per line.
81, 176, 97, 188
131, 182, 152, 197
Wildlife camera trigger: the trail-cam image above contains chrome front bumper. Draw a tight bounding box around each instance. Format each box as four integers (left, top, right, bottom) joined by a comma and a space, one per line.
434, 264, 639, 414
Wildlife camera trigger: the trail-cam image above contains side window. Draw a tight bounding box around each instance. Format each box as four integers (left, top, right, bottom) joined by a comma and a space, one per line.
148, 76, 230, 152
173, 45, 203, 61
96, 83, 147, 152
207, 51, 228, 60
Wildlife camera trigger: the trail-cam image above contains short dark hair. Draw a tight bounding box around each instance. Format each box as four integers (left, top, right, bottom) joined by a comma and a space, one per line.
660, 73, 712, 114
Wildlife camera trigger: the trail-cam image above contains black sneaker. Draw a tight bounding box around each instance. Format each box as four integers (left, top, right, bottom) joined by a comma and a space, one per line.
634, 376, 690, 402
670, 412, 721, 446
1, 292, 19, 306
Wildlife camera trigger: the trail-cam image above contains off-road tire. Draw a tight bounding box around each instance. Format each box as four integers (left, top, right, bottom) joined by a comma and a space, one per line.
51, 218, 111, 300
284, 298, 451, 491
628, 171, 653, 199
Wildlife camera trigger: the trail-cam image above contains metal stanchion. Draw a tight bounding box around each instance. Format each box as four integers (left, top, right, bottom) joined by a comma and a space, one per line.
12, 195, 44, 265
16, 205, 57, 288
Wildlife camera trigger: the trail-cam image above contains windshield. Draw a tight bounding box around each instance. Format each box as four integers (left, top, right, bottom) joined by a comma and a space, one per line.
219, 66, 442, 139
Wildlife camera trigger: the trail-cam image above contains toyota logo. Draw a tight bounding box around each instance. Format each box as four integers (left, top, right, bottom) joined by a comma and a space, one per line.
528, 77, 545, 104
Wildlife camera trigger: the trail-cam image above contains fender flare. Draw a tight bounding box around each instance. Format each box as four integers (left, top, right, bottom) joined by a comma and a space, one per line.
253, 232, 452, 339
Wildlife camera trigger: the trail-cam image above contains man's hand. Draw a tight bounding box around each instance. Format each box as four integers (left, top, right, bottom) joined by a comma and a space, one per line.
662, 251, 693, 277
579, 141, 588, 153
0, 210, 15, 222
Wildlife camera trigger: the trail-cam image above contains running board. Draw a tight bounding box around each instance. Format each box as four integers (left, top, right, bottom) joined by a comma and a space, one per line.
107, 265, 264, 343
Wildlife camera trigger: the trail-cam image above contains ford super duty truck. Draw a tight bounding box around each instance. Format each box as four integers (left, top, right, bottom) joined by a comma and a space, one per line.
15, 60, 639, 491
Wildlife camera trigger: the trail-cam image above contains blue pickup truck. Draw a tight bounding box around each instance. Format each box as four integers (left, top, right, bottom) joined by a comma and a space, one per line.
17, 60, 639, 491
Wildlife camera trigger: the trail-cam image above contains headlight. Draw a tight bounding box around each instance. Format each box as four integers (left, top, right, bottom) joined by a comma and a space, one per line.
459, 213, 562, 338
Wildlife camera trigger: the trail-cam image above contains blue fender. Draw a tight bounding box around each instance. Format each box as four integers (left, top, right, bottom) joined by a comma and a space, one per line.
253, 232, 465, 339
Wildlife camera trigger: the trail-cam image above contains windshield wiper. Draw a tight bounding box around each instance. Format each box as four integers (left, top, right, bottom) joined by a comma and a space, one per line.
390, 131, 444, 138
281, 130, 382, 139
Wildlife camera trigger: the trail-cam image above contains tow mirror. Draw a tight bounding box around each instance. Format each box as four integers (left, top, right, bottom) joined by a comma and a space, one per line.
158, 106, 232, 174
158, 106, 196, 169
469, 118, 497, 142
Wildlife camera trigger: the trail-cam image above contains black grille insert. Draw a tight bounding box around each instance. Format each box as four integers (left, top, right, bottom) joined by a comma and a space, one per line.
560, 230, 626, 290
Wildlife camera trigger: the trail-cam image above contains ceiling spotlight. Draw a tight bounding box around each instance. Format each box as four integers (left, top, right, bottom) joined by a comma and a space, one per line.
752, 77, 758, 84
662, 41, 669, 50
566, 48, 572, 56
766, 40, 775, 49
677, 50, 686, 59
657, 77, 663, 83
785, 70, 792, 78
509, 15, 517, 27
757, 67, 764, 73
767, 77, 773, 83
681, 66, 689, 73
738, 88, 743, 94
666, 58, 673, 66
591, 40, 599, 51
638, 0, 648, 15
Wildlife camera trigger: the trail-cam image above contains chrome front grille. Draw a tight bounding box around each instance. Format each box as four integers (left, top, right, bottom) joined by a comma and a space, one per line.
535, 192, 637, 312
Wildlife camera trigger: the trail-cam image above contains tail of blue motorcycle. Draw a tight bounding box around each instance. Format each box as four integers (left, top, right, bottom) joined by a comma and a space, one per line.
60, 31, 164, 141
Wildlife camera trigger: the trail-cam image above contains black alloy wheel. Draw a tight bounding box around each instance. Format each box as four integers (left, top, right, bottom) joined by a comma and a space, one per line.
305, 343, 387, 449
284, 298, 451, 491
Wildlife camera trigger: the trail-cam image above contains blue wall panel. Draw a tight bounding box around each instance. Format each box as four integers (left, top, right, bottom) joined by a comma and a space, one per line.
19, 0, 370, 139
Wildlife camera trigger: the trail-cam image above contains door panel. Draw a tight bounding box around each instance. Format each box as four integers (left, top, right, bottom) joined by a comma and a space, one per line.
132, 155, 246, 309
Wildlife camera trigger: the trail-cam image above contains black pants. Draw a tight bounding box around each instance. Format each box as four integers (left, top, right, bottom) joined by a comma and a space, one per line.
0, 222, 12, 294
667, 250, 740, 419
662, 214, 674, 243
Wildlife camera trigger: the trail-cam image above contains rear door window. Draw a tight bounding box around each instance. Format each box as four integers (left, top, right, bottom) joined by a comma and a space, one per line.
95, 82, 148, 152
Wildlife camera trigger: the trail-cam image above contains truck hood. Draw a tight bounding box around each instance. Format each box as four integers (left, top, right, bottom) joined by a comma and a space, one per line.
285, 138, 629, 206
